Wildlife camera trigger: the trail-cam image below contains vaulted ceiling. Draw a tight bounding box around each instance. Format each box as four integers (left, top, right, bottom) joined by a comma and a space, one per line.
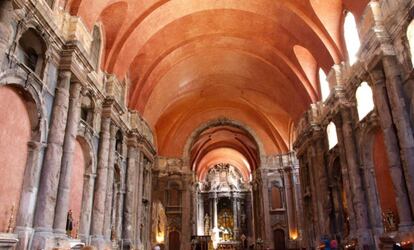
66, 0, 369, 159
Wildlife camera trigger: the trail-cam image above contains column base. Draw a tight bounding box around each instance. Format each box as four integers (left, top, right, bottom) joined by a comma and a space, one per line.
15, 226, 33, 250
90, 235, 112, 250
31, 228, 71, 250
0, 233, 18, 250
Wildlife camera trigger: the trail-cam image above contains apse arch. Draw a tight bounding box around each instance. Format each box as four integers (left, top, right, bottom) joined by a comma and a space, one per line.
183, 118, 264, 170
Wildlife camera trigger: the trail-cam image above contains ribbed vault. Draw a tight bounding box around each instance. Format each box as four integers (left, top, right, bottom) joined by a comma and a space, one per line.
66, 0, 370, 156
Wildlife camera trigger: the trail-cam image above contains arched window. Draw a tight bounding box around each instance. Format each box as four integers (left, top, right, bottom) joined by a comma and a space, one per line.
327, 122, 338, 149
319, 68, 330, 101
17, 28, 46, 76
356, 82, 375, 120
406, 20, 414, 67
90, 25, 102, 70
344, 12, 361, 65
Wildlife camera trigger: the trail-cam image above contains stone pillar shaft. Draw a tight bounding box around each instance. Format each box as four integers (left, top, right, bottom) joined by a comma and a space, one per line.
213, 196, 218, 229
284, 167, 297, 239
340, 107, 372, 246
135, 151, 144, 246
123, 144, 137, 245
370, 69, 414, 229
382, 56, 414, 212
53, 81, 83, 234
16, 141, 43, 250
103, 125, 118, 240
79, 173, 95, 241
34, 71, 71, 231
335, 122, 357, 236
91, 116, 111, 240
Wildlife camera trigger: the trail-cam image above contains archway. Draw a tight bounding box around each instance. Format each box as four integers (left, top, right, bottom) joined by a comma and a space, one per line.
0, 85, 38, 231
189, 122, 261, 249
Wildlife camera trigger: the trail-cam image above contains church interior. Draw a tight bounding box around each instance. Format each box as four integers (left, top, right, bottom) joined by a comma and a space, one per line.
1, 0, 414, 249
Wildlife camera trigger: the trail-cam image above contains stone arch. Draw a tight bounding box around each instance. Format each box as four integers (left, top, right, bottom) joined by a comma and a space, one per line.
357, 124, 390, 231
13, 24, 51, 78
182, 118, 265, 167
76, 134, 97, 239
0, 82, 43, 232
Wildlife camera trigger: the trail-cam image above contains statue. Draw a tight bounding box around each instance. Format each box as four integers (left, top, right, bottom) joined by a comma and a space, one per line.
66, 210, 73, 237
382, 210, 397, 232
204, 214, 211, 235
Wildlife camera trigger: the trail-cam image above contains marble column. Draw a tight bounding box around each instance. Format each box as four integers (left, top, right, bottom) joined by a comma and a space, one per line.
305, 148, 321, 241
198, 193, 204, 235
33, 71, 71, 233
334, 120, 357, 236
123, 143, 137, 246
340, 107, 373, 246
135, 151, 145, 247
213, 195, 218, 229
90, 115, 111, 245
313, 138, 331, 236
232, 196, 239, 239
369, 69, 414, 229
382, 56, 414, 213
181, 174, 192, 250
79, 173, 96, 242
103, 125, 118, 240
53, 81, 83, 234
16, 140, 43, 250
284, 167, 297, 239
259, 169, 272, 249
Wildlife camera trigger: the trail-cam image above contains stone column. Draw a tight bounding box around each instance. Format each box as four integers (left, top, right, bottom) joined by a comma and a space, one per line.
16, 140, 43, 250
213, 194, 218, 229
103, 125, 118, 240
79, 173, 96, 242
53, 81, 83, 234
284, 167, 297, 239
90, 115, 112, 246
123, 142, 137, 247
181, 174, 192, 250
369, 69, 414, 229
135, 151, 145, 247
198, 193, 204, 235
339, 106, 373, 246
258, 169, 272, 249
334, 120, 357, 236
33, 71, 71, 235
232, 196, 239, 239
382, 56, 414, 212
305, 148, 321, 242
312, 138, 331, 236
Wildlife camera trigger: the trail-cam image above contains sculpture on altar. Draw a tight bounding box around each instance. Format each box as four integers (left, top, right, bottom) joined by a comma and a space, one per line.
204, 214, 211, 235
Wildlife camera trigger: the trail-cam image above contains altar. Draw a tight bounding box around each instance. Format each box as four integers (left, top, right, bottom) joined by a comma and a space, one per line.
217, 241, 241, 250
195, 163, 253, 249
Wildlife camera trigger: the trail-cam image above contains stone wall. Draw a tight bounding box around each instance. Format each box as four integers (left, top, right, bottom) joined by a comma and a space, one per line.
0, 0, 157, 249
294, 1, 414, 249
